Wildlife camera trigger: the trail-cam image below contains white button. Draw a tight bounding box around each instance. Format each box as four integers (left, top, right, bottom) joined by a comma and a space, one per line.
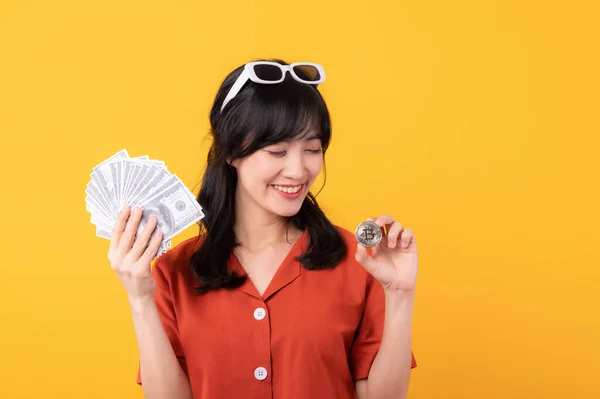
254, 366, 268, 380
254, 307, 266, 320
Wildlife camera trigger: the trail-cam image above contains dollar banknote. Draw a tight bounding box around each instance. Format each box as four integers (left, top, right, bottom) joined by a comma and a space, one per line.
85, 149, 205, 257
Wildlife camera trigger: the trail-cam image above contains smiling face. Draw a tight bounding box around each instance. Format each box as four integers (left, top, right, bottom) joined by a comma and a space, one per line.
233, 129, 324, 218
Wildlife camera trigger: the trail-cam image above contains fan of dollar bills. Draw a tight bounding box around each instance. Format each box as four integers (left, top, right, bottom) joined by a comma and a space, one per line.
85, 149, 205, 256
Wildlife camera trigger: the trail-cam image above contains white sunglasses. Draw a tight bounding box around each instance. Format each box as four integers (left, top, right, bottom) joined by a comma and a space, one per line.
220, 61, 326, 113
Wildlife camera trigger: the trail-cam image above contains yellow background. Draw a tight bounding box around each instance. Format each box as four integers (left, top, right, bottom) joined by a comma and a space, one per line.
1, 1, 598, 398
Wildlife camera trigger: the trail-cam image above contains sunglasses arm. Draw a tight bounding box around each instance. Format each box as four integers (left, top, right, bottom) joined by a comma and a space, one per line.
221, 70, 250, 113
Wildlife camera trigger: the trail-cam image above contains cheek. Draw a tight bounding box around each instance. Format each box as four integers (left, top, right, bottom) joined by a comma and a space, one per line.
239, 159, 280, 188
257, 164, 281, 185
307, 157, 324, 179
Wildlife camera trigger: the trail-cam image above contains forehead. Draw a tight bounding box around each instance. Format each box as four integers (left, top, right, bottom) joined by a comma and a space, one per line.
289, 126, 321, 142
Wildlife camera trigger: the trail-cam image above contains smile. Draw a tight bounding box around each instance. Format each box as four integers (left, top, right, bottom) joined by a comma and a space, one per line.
272, 184, 303, 194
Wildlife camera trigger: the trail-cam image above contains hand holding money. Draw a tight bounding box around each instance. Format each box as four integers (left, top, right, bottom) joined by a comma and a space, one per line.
85, 149, 205, 258
107, 205, 163, 305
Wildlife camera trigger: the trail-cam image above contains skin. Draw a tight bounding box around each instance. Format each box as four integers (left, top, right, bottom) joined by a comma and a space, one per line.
228, 131, 325, 295
354, 215, 417, 399
108, 129, 418, 399
233, 132, 324, 219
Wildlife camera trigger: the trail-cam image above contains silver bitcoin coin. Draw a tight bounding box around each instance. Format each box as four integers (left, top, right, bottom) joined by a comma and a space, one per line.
355, 221, 383, 248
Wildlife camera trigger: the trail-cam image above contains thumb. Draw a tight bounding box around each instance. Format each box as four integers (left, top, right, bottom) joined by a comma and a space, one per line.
355, 243, 378, 276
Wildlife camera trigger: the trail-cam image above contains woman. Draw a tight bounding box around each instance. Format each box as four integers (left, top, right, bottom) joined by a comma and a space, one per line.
108, 59, 418, 399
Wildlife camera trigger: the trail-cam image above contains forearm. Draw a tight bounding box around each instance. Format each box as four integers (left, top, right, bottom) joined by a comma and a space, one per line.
130, 299, 192, 399
366, 291, 415, 399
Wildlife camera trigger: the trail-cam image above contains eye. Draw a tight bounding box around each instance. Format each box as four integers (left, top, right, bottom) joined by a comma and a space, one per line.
266, 150, 286, 157
305, 148, 322, 154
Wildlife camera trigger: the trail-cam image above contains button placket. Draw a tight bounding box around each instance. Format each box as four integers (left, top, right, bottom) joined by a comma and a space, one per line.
250, 300, 271, 386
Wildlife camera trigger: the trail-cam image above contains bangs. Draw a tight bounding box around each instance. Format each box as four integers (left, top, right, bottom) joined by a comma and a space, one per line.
229, 75, 331, 158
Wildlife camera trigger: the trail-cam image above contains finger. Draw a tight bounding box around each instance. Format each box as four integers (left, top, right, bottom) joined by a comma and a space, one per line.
400, 228, 415, 248
386, 222, 404, 249
117, 207, 144, 255
374, 214, 395, 229
109, 205, 130, 255
373, 215, 396, 240
363, 216, 384, 252
129, 215, 158, 260
371, 245, 379, 257
139, 229, 164, 265
355, 243, 377, 275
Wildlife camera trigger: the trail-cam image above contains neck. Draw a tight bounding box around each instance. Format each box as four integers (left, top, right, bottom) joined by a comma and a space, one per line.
233, 188, 297, 251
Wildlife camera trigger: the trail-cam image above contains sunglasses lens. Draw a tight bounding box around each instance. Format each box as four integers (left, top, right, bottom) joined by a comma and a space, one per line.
292, 64, 322, 82
253, 64, 284, 81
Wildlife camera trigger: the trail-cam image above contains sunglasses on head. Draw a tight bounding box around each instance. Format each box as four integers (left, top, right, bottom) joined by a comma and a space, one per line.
220, 61, 326, 113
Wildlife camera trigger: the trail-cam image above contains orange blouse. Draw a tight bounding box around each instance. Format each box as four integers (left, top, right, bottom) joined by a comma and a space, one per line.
137, 226, 417, 398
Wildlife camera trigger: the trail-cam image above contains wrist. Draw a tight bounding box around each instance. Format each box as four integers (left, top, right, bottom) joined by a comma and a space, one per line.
128, 295, 156, 314
384, 289, 415, 309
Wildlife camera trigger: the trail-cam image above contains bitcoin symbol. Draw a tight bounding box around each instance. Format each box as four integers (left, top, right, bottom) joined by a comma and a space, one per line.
361, 227, 376, 241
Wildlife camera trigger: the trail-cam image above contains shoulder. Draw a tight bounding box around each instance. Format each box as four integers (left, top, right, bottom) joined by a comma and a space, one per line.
311, 224, 381, 302
329, 224, 360, 263
152, 234, 206, 282
329, 224, 370, 277
333, 224, 358, 247
153, 225, 360, 281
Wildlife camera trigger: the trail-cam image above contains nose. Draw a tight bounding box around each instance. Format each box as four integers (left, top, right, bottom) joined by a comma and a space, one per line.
281, 150, 306, 180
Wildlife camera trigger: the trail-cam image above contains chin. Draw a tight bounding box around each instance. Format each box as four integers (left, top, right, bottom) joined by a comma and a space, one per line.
268, 200, 305, 218
273, 206, 303, 218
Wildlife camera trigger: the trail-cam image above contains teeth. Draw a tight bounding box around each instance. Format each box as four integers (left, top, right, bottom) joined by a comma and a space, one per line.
273, 185, 302, 194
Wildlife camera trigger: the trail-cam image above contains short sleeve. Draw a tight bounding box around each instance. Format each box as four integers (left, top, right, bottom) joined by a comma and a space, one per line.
348, 273, 417, 381
136, 256, 188, 384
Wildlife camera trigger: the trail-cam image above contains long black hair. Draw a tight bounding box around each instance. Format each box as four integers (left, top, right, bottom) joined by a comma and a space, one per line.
190, 58, 346, 293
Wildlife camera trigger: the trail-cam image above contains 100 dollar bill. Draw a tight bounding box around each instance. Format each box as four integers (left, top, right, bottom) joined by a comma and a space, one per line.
136, 177, 204, 242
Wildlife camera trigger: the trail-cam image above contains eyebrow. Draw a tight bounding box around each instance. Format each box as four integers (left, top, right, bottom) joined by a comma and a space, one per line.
283, 133, 320, 143
303, 134, 320, 141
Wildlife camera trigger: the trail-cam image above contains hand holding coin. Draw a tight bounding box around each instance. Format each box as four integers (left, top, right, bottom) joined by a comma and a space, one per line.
354, 215, 418, 293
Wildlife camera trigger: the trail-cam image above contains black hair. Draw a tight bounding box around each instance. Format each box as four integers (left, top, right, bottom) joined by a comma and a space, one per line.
190, 58, 346, 293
